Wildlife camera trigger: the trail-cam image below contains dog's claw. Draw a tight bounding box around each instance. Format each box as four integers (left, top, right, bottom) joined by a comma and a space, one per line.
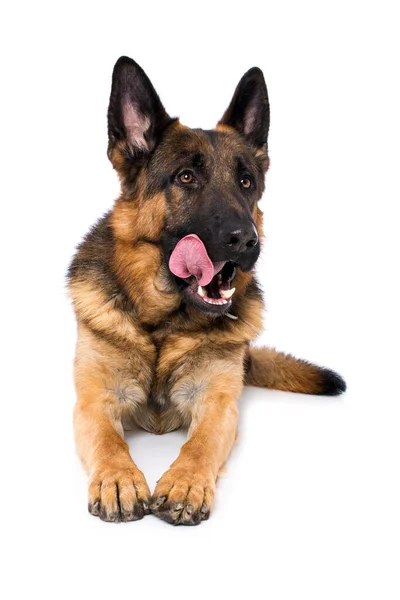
151, 495, 167, 509
88, 501, 101, 516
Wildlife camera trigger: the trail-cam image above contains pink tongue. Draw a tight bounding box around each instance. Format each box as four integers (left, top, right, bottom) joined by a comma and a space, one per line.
169, 234, 225, 286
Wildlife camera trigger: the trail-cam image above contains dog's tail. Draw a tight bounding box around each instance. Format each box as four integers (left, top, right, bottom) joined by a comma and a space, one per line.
244, 347, 346, 396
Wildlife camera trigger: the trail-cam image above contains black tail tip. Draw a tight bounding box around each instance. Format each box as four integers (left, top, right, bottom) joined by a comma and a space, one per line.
317, 368, 347, 396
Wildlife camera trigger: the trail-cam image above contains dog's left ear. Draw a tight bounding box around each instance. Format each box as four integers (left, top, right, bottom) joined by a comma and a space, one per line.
219, 67, 270, 151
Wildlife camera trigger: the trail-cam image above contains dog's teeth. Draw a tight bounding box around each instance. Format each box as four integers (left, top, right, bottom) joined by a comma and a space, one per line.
203, 297, 228, 305
198, 286, 206, 297
220, 287, 236, 300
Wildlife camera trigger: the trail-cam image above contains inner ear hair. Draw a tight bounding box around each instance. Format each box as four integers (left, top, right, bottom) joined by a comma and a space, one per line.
122, 100, 151, 152
243, 98, 258, 137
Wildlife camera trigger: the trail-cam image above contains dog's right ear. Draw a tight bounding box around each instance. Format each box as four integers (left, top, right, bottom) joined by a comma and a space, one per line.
107, 56, 173, 162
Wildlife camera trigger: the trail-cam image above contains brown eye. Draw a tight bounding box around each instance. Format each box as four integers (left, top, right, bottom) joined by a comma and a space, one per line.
179, 171, 194, 184
240, 177, 252, 189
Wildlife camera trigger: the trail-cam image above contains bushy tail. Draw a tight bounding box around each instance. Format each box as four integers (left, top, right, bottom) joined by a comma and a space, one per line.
245, 347, 346, 396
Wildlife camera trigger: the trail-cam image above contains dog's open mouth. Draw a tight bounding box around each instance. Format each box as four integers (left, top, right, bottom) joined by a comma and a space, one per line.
186, 261, 236, 310
168, 234, 237, 314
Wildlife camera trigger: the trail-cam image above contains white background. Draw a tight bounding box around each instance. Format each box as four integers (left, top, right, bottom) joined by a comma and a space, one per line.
1, 1, 399, 599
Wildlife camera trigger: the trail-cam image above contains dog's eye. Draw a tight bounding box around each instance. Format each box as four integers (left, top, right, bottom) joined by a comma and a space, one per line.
178, 171, 194, 184
240, 177, 252, 189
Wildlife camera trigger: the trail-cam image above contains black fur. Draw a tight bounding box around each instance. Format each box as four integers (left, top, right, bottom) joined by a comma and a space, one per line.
107, 56, 175, 160
316, 369, 347, 396
219, 67, 270, 150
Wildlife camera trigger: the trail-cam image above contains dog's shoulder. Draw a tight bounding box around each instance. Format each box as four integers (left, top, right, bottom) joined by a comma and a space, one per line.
67, 212, 136, 325
68, 212, 114, 284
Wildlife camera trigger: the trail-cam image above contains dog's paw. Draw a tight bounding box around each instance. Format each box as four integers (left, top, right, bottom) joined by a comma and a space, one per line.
150, 466, 215, 525
88, 464, 151, 523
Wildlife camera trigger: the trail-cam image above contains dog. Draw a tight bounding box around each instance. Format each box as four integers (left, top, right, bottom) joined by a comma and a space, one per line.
68, 56, 346, 525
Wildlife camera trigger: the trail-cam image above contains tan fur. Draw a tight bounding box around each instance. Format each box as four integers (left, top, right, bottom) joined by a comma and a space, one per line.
70, 204, 260, 520
113, 239, 181, 324
73, 325, 152, 521
71, 133, 307, 523
111, 190, 165, 243
69, 91, 344, 524
151, 351, 244, 522
246, 347, 331, 394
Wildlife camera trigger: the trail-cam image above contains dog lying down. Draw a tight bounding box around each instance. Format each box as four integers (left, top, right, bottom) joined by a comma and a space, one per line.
68, 56, 346, 525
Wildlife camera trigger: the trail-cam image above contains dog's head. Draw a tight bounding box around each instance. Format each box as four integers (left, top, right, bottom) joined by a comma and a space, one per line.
108, 57, 270, 316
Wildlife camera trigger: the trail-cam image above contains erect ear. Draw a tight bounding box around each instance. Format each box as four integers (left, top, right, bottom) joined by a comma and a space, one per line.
107, 56, 173, 160
219, 67, 270, 151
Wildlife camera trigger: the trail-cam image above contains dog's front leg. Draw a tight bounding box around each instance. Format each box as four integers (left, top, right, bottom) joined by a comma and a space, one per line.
74, 394, 151, 523
74, 329, 152, 523
151, 353, 244, 525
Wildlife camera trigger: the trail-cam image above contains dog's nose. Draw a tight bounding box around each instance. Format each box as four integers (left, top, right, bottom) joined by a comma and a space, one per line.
220, 222, 259, 253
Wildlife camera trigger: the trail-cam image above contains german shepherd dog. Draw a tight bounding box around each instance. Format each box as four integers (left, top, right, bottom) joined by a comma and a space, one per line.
68, 56, 346, 525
